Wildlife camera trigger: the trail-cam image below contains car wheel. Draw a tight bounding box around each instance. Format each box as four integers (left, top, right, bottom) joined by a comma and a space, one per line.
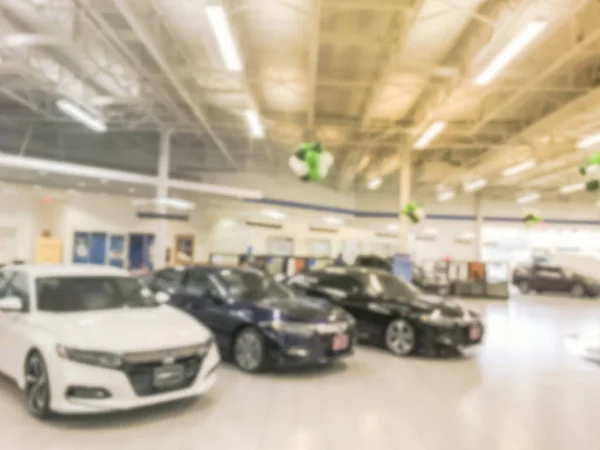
519, 281, 530, 294
384, 319, 416, 356
571, 284, 586, 298
233, 327, 266, 373
25, 351, 51, 419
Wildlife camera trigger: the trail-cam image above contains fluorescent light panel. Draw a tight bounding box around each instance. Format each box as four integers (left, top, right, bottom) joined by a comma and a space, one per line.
262, 210, 287, 220
517, 192, 540, 204
577, 132, 600, 149
437, 190, 455, 201
503, 159, 536, 177
367, 177, 382, 190
414, 121, 447, 149
463, 178, 487, 192
559, 183, 585, 194
475, 20, 547, 85
387, 223, 399, 232
323, 216, 343, 225
205, 5, 243, 72
56, 99, 106, 133
245, 110, 264, 138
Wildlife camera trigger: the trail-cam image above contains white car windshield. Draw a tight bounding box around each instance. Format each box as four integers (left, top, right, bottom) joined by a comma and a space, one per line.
36, 276, 158, 312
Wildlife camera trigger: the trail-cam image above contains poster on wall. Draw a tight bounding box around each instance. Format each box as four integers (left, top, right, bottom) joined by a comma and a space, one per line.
174, 235, 195, 265
73, 232, 90, 264
35, 237, 62, 264
108, 235, 126, 268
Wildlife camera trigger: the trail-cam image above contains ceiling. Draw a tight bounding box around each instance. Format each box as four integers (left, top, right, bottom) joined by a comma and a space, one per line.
0, 0, 600, 204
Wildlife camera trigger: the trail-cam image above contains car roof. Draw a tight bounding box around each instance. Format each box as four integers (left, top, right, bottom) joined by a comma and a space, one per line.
321, 265, 390, 276
2, 264, 129, 278
167, 264, 264, 276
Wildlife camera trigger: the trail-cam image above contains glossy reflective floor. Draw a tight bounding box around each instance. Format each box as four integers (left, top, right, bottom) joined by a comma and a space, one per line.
2, 294, 600, 450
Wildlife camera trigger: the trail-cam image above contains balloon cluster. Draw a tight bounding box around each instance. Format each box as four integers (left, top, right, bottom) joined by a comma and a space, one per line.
402, 201, 425, 224
579, 152, 600, 192
523, 211, 543, 226
288, 141, 334, 182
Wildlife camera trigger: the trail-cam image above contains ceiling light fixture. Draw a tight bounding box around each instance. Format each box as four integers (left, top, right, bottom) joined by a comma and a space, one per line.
323, 216, 343, 225
244, 110, 264, 139
414, 121, 447, 149
387, 223, 400, 232
463, 178, 487, 192
56, 99, 107, 133
424, 227, 439, 235
516, 192, 540, 204
205, 5, 243, 72
503, 159, 536, 177
559, 183, 585, 194
437, 190, 455, 201
474, 20, 547, 85
367, 177, 382, 190
262, 209, 287, 220
577, 132, 600, 149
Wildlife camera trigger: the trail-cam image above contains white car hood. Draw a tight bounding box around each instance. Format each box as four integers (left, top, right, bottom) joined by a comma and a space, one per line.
34, 305, 211, 353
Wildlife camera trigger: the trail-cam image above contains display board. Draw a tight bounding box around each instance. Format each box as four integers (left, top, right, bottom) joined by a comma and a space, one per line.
108, 235, 126, 268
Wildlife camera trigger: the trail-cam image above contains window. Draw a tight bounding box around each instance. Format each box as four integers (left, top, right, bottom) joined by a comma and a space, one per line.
0, 272, 29, 312
319, 274, 362, 294
181, 271, 214, 297
363, 272, 421, 300
151, 268, 184, 293
37, 277, 157, 312
534, 267, 563, 279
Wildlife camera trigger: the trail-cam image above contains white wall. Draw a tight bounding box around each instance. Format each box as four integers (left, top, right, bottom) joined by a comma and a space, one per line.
2, 184, 600, 266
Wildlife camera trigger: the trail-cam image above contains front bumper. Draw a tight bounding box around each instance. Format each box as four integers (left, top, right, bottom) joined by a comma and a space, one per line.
420, 321, 484, 349
266, 327, 357, 368
48, 344, 220, 414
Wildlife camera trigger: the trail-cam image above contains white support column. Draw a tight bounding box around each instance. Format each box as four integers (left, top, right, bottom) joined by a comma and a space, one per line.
474, 193, 483, 261
154, 129, 172, 269
398, 150, 412, 255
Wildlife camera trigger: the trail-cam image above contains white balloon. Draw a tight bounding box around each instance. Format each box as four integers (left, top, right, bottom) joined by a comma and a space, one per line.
319, 151, 334, 178
288, 155, 308, 177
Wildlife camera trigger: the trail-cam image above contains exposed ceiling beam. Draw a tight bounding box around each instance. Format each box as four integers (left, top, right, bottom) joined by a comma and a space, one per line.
322, 0, 412, 11
306, 0, 321, 138
112, 0, 237, 167
468, 5, 600, 136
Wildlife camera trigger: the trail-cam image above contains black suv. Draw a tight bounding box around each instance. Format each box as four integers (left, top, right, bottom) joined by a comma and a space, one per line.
512, 264, 600, 298
287, 266, 483, 357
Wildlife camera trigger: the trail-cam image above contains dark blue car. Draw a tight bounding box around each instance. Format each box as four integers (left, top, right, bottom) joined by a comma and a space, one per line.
145, 266, 356, 372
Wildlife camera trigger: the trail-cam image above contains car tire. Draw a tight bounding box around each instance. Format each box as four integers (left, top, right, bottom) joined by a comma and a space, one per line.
571, 284, 586, 298
384, 319, 416, 356
25, 351, 52, 419
233, 327, 267, 373
519, 281, 531, 294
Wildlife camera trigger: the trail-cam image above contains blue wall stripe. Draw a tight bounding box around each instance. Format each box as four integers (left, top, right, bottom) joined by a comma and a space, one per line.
246, 197, 600, 226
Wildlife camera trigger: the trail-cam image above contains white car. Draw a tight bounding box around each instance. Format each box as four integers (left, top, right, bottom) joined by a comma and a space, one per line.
0, 264, 219, 418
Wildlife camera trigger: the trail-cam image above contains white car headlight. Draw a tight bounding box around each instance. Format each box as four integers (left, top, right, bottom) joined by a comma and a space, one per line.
57, 345, 123, 369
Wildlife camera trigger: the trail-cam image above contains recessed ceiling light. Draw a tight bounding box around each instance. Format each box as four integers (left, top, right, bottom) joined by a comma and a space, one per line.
503, 159, 536, 177
559, 183, 585, 194
463, 178, 487, 192
367, 177, 382, 190
387, 223, 400, 232
262, 209, 287, 220
516, 192, 540, 204
437, 190, 455, 201
323, 216, 343, 225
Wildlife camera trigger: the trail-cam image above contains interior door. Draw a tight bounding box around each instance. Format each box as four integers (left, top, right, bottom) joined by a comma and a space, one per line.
0, 228, 17, 265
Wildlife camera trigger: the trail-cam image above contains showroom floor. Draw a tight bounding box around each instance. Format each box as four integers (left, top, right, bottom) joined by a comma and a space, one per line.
2, 295, 600, 450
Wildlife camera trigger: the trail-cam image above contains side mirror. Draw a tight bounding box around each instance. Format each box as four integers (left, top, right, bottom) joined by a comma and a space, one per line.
155, 291, 171, 304
0, 296, 22, 312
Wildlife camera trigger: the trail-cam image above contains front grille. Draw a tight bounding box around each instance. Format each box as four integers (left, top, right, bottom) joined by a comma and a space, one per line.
124, 355, 203, 397
122, 344, 206, 365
